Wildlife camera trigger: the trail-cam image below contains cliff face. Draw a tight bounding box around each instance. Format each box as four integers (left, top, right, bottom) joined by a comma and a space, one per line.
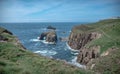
68, 29, 101, 65
68, 32, 101, 50
67, 18, 120, 74
77, 46, 100, 65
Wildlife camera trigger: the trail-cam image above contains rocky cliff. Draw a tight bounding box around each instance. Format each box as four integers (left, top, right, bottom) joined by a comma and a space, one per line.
68, 18, 120, 72
68, 26, 101, 65
77, 46, 100, 65
68, 31, 101, 50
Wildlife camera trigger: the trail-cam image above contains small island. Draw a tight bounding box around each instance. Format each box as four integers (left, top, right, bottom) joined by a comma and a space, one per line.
47, 26, 56, 30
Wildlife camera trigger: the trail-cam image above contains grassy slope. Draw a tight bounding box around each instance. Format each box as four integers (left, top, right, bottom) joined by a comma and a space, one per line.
73, 19, 120, 53
0, 27, 93, 74
73, 18, 120, 74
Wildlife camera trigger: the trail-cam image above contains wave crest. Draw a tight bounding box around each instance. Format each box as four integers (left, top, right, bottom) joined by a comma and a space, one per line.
34, 50, 57, 56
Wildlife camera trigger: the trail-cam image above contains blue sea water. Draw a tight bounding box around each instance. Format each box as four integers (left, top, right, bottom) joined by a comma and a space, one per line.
0, 22, 85, 68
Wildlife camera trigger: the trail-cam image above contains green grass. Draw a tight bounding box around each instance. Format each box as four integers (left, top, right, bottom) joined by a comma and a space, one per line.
1, 18, 120, 74
72, 18, 120, 74
93, 48, 120, 74
72, 19, 120, 53
0, 27, 93, 74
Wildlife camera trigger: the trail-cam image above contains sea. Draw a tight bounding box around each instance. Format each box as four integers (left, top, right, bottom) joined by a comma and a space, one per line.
0, 22, 86, 68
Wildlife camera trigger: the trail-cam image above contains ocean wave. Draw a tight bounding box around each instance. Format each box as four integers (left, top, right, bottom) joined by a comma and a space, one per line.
30, 38, 40, 42
69, 57, 86, 68
30, 37, 55, 44
40, 40, 56, 44
66, 42, 79, 52
34, 50, 57, 56
71, 52, 79, 55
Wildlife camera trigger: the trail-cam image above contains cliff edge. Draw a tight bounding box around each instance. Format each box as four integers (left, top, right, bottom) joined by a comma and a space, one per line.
68, 18, 120, 74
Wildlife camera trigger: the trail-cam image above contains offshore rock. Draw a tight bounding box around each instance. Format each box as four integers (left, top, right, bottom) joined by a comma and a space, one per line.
47, 26, 56, 30
39, 31, 57, 44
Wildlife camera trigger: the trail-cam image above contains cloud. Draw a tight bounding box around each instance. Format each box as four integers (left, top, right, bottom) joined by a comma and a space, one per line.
0, 0, 120, 22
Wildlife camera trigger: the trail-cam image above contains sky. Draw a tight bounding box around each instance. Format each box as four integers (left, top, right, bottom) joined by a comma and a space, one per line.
0, 0, 120, 22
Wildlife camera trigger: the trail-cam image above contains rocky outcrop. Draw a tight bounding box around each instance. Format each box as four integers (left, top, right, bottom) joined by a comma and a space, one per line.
47, 26, 56, 30
46, 31, 57, 43
68, 25, 101, 65
39, 32, 49, 40
0, 35, 8, 41
77, 46, 100, 65
68, 32, 101, 50
39, 31, 57, 44
0, 27, 12, 35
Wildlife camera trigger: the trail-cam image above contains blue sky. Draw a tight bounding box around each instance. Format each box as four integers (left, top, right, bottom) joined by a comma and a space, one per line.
0, 0, 120, 22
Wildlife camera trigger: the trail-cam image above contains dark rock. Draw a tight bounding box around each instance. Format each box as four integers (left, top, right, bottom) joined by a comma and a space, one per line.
46, 31, 57, 43
62, 31, 66, 34
39, 31, 57, 44
0, 35, 8, 41
0, 27, 13, 35
47, 26, 56, 30
39, 32, 49, 40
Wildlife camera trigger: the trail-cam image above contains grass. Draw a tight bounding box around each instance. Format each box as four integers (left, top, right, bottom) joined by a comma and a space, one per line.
72, 18, 120, 74
93, 48, 120, 74
1, 18, 120, 74
0, 27, 93, 74
72, 18, 120, 53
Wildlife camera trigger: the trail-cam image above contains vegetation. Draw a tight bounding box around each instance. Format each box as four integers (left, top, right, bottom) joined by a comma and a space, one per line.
73, 18, 120, 74
93, 47, 120, 74
0, 27, 93, 74
0, 18, 120, 74
73, 18, 120, 53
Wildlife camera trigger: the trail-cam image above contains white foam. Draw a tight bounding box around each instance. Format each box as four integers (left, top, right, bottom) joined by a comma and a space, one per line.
41, 28, 47, 30
71, 52, 79, 55
30, 38, 40, 42
66, 43, 79, 52
69, 57, 86, 68
40, 40, 56, 44
30, 37, 56, 44
34, 50, 57, 56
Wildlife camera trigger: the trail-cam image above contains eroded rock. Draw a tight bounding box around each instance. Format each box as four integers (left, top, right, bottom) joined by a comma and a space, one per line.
39, 31, 57, 44
68, 32, 101, 50
77, 46, 100, 65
